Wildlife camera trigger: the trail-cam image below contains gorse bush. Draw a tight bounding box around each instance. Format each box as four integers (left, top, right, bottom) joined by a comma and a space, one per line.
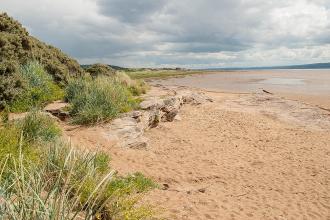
9, 61, 64, 112
85, 63, 116, 77
66, 76, 139, 125
0, 13, 85, 110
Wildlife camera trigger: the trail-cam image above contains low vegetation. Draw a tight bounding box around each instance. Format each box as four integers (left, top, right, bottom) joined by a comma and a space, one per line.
65, 75, 141, 125
123, 69, 205, 79
3, 60, 147, 125
0, 112, 157, 219
9, 61, 64, 112
0, 111, 61, 174
115, 72, 149, 96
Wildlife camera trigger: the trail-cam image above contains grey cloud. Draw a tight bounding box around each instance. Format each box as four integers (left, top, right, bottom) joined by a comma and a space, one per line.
1, 0, 330, 67
97, 0, 167, 23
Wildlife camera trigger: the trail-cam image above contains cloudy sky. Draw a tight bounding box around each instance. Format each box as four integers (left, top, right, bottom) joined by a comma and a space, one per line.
2, 0, 330, 68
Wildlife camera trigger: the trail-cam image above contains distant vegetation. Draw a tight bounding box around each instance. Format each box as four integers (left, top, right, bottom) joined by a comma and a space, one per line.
84, 63, 116, 77
122, 69, 204, 79
83, 64, 206, 80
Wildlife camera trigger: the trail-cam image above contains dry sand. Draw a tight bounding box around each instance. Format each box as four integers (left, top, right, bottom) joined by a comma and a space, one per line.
64, 87, 330, 220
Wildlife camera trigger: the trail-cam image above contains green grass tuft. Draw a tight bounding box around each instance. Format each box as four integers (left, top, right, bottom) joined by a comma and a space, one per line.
9, 61, 64, 112
0, 130, 156, 220
19, 111, 61, 143
0, 111, 61, 178
65, 76, 139, 125
115, 72, 149, 96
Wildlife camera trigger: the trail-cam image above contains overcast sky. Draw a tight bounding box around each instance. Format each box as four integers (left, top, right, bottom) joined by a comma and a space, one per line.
2, 0, 330, 68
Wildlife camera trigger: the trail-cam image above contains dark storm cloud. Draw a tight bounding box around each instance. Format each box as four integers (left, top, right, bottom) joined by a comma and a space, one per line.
1, 0, 330, 67
97, 0, 167, 23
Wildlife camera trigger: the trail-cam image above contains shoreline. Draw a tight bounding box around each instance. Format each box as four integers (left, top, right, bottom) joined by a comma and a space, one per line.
149, 69, 330, 110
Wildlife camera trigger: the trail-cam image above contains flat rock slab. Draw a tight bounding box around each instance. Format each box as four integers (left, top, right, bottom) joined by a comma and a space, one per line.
44, 101, 70, 121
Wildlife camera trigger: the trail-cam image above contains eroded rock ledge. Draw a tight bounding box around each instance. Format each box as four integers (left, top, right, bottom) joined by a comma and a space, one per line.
108, 90, 213, 149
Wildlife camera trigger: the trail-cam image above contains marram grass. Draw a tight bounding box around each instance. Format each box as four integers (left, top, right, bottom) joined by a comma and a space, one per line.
0, 112, 157, 220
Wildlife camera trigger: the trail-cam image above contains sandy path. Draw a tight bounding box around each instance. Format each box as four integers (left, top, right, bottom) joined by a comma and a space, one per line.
64, 89, 330, 220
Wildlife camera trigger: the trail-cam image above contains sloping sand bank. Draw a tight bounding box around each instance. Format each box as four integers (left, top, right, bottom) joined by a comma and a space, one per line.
64, 87, 330, 220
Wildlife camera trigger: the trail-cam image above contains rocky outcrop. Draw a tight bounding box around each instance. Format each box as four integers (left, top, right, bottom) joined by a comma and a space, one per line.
44, 101, 70, 121
110, 90, 213, 149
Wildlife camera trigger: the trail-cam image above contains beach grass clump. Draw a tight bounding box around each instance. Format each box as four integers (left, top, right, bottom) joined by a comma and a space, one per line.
115, 72, 149, 96
65, 76, 139, 125
19, 111, 61, 143
0, 121, 156, 219
0, 111, 61, 177
9, 61, 64, 112
0, 142, 156, 220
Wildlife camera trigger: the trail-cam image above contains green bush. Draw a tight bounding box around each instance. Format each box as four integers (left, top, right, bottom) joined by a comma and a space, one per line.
9, 61, 64, 112
66, 76, 138, 125
0, 13, 85, 110
85, 63, 116, 77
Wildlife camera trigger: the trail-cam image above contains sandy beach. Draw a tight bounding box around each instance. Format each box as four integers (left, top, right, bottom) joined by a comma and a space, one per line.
64, 83, 330, 220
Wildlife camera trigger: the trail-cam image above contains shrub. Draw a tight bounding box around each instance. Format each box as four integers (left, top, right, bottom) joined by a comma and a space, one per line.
0, 13, 85, 110
85, 63, 116, 77
65, 76, 138, 125
9, 61, 64, 112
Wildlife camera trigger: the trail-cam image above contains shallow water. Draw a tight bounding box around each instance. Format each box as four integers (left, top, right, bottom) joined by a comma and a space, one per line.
152, 69, 330, 96
260, 78, 305, 85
